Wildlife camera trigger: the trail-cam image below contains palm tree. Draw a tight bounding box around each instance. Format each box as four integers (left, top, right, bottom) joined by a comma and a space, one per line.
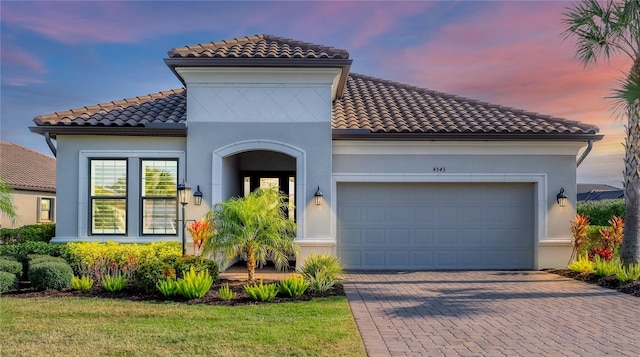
203, 188, 297, 281
563, 0, 640, 265
0, 178, 17, 223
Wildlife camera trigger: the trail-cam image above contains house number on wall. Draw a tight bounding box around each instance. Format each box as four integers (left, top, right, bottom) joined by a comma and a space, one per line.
433, 167, 446, 173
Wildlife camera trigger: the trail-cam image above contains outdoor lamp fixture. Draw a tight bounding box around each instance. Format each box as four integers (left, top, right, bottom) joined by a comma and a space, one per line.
193, 185, 203, 206
177, 180, 192, 255
556, 187, 568, 207
314, 186, 324, 205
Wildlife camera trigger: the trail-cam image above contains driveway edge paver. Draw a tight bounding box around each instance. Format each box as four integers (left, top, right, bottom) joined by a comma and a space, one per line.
344, 281, 390, 357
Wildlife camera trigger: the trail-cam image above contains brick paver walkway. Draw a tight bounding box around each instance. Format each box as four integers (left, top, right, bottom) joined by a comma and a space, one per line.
346, 271, 640, 357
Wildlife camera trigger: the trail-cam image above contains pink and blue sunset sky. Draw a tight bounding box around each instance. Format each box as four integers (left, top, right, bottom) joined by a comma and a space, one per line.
0, 1, 632, 187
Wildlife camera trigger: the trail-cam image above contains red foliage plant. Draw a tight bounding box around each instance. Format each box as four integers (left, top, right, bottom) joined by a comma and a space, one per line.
187, 218, 214, 255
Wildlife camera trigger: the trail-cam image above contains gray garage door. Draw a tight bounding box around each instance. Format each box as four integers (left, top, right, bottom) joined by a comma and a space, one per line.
337, 182, 534, 270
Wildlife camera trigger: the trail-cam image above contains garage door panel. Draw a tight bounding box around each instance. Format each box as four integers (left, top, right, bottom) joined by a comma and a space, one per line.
413, 207, 435, 224
436, 206, 458, 224
337, 183, 534, 270
390, 229, 410, 244
340, 206, 362, 223
412, 229, 434, 244
363, 229, 385, 245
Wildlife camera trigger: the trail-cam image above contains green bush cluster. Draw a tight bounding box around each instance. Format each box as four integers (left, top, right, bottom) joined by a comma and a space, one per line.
0, 271, 18, 293
568, 256, 640, 283
136, 255, 219, 294
218, 283, 236, 300
577, 199, 625, 226
61, 241, 182, 274
175, 267, 214, 299
0, 258, 23, 277
0, 241, 63, 262
28, 260, 73, 291
0, 224, 56, 244
278, 275, 308, 298
102, 274, 128, 292
71, 275, 94, 291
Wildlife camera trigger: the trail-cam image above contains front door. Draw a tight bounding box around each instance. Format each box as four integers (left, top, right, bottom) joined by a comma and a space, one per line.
241, 171, 295, 220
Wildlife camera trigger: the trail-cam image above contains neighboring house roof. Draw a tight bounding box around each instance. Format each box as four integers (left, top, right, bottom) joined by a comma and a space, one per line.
0, 142, 56, 192
577, 183, 624, 201
167, 34, 350, 59
30, 34, 602, 141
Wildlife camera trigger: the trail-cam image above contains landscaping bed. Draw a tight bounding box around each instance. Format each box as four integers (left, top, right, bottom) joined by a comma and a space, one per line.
545, 269, 640, 297
3, 278, 345, 305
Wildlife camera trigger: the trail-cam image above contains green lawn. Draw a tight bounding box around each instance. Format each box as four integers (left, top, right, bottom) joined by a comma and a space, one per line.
0, 296, 366, 357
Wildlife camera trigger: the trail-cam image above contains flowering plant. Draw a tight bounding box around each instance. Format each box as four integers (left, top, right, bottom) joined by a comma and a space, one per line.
188, 218, 214, 255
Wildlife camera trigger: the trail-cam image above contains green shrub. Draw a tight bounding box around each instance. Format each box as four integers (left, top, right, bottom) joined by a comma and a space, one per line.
592, 256, 619, 277
0, 242, 63, 262
175, 267, 213, 299
218, 283, 236, 300
28, 255, 67, 266
71, 275, 94, 291
0, 255, 18, 261
0, 224, 56, 244
0, 271, 18, 293
0, 259, 22, 277
615, 264, 640, 282
278, 275, 308, 298
28, 261, 73, 290
171, 255, 219, 283
245, 280, 278, 302
134, 259, 175, 294
156, 277, 178, 297
568, 254, 595, 274
102, 274, 128, 292
299, 253, 344, 292
577, 199, 625, 226
61, 241, 180, 273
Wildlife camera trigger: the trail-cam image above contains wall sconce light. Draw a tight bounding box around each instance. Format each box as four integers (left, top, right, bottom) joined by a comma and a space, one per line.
193, 185, 203, 206
177, 180, 192, 255
556, 187, 568, 207
314, 186, 324, 205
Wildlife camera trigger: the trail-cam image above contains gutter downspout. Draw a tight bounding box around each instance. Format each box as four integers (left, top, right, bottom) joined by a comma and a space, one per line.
44, 132, 57, 157
576, 140, 593, 167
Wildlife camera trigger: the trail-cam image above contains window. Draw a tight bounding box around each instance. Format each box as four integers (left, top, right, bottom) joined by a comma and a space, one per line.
38, 197, 54, 222
141, 160, 178, 235
90, 159, 127, 235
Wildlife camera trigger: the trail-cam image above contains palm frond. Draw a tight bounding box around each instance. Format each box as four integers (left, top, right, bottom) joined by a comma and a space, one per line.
609, 69, 640, 118
0, 178, 17, 222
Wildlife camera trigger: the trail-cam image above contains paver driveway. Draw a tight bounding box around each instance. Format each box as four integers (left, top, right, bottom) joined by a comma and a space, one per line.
345, 271, 640, 357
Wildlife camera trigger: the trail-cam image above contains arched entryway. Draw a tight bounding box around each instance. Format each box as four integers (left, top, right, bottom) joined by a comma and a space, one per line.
212, 140, 306, 238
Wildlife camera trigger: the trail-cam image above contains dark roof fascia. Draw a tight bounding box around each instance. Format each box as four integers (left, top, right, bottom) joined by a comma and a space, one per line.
164, 58, 353, 95
10, 184, 56, 193
331, 129, 604, 142
29, 125, 187, 138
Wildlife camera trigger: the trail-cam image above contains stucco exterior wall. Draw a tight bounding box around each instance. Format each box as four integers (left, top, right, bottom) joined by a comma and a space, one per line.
0, 190, 56, 228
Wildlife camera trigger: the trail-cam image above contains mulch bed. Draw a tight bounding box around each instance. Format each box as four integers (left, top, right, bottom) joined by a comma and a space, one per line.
545, 269, 640, 297
2, 280, 345, 306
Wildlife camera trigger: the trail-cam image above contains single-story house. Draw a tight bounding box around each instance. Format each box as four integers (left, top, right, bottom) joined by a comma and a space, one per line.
29, 34, 602, 270
577, 183, 624, 202
0, 142, 56, 228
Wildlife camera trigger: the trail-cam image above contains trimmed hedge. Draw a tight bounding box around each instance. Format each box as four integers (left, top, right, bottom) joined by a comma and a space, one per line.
577, 199, 625, 226
28, 254, 67, 266
28, 261, 73, 291
0, 224, 55, 244
0, 271, 18, 293
0, 259, 23, 277
0, 242, 64, 262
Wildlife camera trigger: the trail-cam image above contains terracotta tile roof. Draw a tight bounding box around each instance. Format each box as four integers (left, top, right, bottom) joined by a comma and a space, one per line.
332, 73, 599, 135
31, 75, 599, 138
33, 89, 186, 126
167, 34, 349, 59
0, 142, 56, 192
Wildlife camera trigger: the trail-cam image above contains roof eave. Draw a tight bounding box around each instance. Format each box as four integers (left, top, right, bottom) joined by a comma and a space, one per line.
331, 129, 604, 142
29, 124, 187, 138
164, 57, 353, 97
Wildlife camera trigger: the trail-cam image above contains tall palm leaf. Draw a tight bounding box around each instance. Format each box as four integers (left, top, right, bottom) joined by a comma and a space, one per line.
0, 178, 17, 223
203, 188, 297, 281
563, 0, 640, 265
